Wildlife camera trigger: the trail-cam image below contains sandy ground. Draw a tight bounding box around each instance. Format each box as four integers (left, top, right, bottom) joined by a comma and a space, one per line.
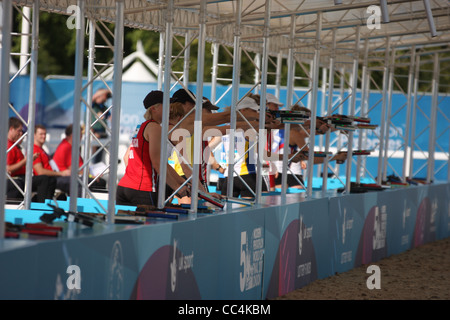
274, 237, 450, 300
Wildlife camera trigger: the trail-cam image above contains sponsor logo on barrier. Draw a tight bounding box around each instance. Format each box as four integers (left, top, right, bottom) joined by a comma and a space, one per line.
373, 206, 387, 250
297, 215, 313, 279
402, 199, 411, 245
430, 198, 437, 233
366, 265, 381, 289
239, 228, 264, 292
170, 239, 195, 293
108, 241, 124, 300
342, 208, 353, 245
341, 208, 353, 264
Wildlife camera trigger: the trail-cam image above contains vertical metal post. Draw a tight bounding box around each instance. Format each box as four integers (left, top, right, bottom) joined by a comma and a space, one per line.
322, 28, 336, 192
344, 26, 360, 193
382, 48, 396, 182
306, 12, 322, 197
317, 67, 327, 177
356, 38, 369, 184
423, 0, 437, 37
281, 15, 296, 200
157, 0, 174, 209
106, 0, 124, 223
0, 0, 12, 239
24, 1, 39, 209
226, 0, 242, 199
380, 0, 390, 23
83, 18, 96, 198
157, 32, 165, 91
275, 52, 282, 99
210, 42, 219, 103
427, 52, 439, 183
409, 54, 420, 179
254, 53, 261, 94
19, 6, 30, 75
190, 0, 207, 213
376, 37, 390, 185
255, 0, 271, 204
183, 31, 191, 87
69, 0, 85, 213
402, 46, 415, 182
335, 66, 345, 177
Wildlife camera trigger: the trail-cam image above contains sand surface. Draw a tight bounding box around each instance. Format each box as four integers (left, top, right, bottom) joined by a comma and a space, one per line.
274, 237, 450, 300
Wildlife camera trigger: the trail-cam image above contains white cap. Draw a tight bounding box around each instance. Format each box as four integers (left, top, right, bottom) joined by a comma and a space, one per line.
237, 97, 259, 111
266, 93, 283, 106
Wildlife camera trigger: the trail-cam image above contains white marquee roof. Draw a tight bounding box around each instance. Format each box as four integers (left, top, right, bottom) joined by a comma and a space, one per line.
12, 0, 450, 67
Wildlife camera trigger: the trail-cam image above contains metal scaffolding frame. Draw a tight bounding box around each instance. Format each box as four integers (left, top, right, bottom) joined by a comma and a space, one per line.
2, 0, 450, 238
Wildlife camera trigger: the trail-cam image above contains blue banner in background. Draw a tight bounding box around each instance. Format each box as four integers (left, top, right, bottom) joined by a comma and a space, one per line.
8, 76, 450, 181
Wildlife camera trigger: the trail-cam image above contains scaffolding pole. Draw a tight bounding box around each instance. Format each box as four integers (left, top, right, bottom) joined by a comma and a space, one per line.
322, 28, 336, 192
281, 15, 296, 200
306, 12, 322, 197
356, 38, 370, 184
157, 0, 174, 209
376, 37, 391, 185
409, 54, 421, 179
255, 0, 271, 204
382, 47, 396, 182
23, 1, 39, 210
402, 46, 416, 182
427, 52, 440, 183
0, 0, 12, 239
344, 26, 360, 193
107, 0, 124, 223
190, 0, 207, 213
69, 0, 86, 213
226, 0, 242, 200
82, 18, 96, 198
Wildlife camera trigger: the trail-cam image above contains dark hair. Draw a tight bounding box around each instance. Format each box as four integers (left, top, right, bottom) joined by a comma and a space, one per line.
248, 93, 261, 105
34, 124, 46, 133
65, 124, 73, 137
9, 117, 22, 130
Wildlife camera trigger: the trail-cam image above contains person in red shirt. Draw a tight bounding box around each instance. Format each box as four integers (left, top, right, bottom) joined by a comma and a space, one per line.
52, 124, 106, 195
6, 117, 56, 202
33, 124, 72, 196
117, 90, 202, 206
52, 124, 85, 173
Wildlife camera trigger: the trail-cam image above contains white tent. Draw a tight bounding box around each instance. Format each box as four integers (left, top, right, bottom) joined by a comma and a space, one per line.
102, 40, 158, 82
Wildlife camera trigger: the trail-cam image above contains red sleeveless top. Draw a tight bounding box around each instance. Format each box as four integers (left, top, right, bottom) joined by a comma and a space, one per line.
118, 120, 158, 192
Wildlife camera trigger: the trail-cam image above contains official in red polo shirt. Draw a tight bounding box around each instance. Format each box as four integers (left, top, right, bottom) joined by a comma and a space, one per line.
52, 124, 85, 173
52, 123, 106, 194
6, 117, 56, 202
33, 124, 72, 196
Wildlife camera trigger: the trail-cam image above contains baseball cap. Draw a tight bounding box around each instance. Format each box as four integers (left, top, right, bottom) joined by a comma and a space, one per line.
266, 93, 283, 106
172, 89, 196, 104
202, 97, 220, 111
237, 97, 259, 111
143, 90, 164, 109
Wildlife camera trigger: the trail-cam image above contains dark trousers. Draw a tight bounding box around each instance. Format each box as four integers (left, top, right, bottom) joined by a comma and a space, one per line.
116, 185, 158, 207
6, 175, 57, 203
219, 173, 268, 198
